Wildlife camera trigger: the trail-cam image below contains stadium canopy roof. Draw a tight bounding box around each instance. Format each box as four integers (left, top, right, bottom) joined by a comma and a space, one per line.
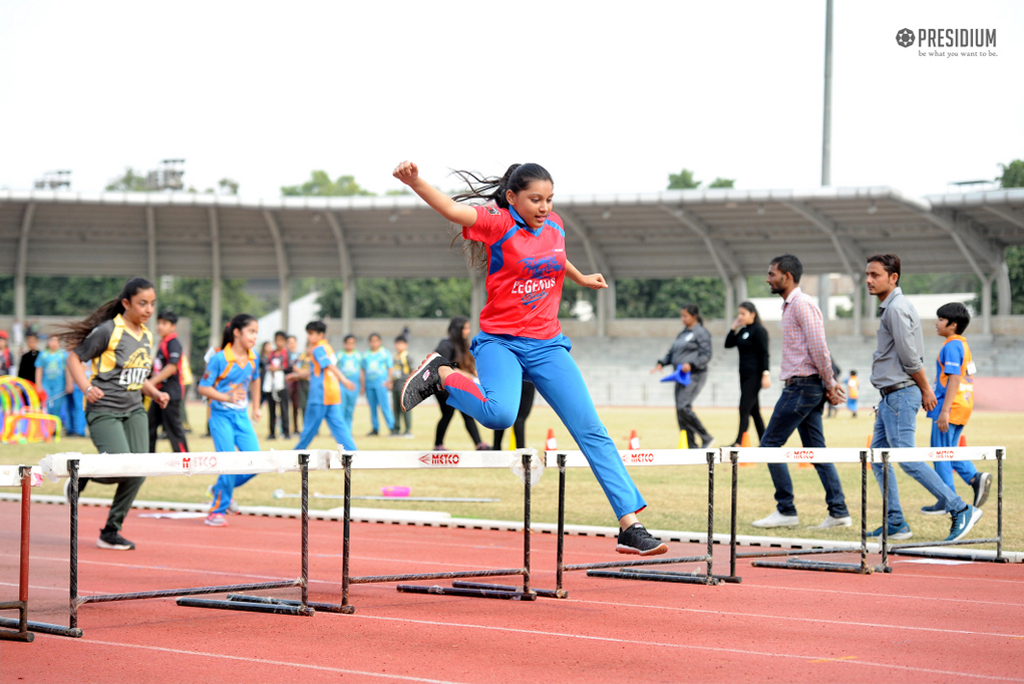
2, 185, 1023, 336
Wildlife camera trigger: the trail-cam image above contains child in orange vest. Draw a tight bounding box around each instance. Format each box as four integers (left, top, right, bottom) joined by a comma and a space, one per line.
921, 302, 991, 514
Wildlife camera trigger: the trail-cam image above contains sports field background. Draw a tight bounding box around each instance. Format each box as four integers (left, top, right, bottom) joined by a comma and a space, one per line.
2, 402, 1019, 550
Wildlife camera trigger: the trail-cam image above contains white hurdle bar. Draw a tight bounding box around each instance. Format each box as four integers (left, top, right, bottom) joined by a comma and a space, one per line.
37, 449, 338, 634
874, 446, 1007, 568
725, 447, 875, 576
326, 449, 545, 613
546, 449, 727, 593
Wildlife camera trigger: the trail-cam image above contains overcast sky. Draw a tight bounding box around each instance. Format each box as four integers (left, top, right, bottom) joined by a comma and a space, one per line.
1, 1, 1020, 201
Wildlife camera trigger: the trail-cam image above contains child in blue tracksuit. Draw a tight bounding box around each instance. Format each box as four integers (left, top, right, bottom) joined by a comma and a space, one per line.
36, 335, 71, 428
198, 314, 262, 527
336, 334, 362, 435
290, 320, 358, 451
361, 332, 394, 436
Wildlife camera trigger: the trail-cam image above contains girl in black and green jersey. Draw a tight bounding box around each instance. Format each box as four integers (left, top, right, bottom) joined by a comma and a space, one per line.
64, 277, 169, 551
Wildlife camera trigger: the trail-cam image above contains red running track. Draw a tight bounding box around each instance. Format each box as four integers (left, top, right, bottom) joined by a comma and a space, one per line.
2, 500, 1023, 683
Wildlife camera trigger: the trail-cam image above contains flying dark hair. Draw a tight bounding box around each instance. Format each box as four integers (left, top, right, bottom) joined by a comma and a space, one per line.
867, 253, 902, 284
446, 315, 476, 375
769, 254, 803, 283
682, 303, 703, 326
449, 163, 554, 270
306, 320, 327, 335
221, 313, 257, 350
936, 302, 971, 334
738, 300, 762, 326
61, 277, 155, 349
157, 310, 178, 324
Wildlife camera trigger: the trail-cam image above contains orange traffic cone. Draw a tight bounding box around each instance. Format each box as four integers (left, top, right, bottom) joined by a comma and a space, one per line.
958, 433, 967, 447
740, 432, 751, 447
866, 435, 872, 448
628, 429, 640, 450
545, 429, 557, 451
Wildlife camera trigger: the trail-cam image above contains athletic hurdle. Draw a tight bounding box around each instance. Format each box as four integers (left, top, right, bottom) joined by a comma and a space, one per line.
36, 449, 336, 633
547, 449, 731, 592
875, 446, 1007, 570
0, 464, 46, 642
327, 449, 544, 614
725, 447, 874, 576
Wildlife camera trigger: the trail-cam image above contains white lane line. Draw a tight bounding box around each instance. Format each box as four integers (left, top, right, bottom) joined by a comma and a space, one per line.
727, 580, 1024, 607
53, 638, 472, 684
568, 598, 1024, 639
351, 614, 1024, 683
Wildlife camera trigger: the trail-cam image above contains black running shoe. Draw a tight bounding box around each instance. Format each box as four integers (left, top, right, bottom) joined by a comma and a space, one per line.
616, 523, 668, 556
97, 528, 135, 551
401, 353, 450, 412
971, 472, 992, 508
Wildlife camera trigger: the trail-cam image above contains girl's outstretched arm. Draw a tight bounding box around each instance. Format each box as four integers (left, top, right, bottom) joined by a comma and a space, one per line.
393, 161, 478, 227
566, 260, 608, 290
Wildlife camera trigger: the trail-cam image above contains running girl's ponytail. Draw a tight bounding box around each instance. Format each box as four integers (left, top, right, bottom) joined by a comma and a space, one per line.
222, 314, 256, 350
61, 277, 155, 348
449, 163, 554, 269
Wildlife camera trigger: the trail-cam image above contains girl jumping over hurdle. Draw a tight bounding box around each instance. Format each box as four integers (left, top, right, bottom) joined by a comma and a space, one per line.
198, 314, 262, 527
395, 160, 667, 556
64, 277, 170, 551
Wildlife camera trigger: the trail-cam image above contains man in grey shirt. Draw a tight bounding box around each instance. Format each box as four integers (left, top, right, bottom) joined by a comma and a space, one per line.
865, 253, 981, 542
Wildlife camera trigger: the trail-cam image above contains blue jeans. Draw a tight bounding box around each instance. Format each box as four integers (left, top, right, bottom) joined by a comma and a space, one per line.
760, 378, 848, 518
929, 421, 977, 492
871, 385, 966, 526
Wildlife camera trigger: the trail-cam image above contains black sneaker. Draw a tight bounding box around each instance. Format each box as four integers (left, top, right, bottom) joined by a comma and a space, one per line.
615, 523, 668, 556
97, 528, 135, 551
366, 430, 379, 437
971, 472, 992, 508
401, 353, 451, 412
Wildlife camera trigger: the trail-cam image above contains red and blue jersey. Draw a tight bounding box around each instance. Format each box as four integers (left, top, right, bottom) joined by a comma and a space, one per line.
463, 205, 566, 339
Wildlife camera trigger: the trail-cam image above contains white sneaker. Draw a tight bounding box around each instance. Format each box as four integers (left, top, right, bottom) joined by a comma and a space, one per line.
752, 510, 800, 528
815, 515, 852, 529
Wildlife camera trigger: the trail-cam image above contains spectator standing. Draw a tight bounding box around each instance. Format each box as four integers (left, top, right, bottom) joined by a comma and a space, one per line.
390, 334, 413, 437
361, 332, 395, 436
433, 316, 490, 450
652, 304, 714, 449
286, 335, 302, 432
36, 334, 70, 426
845, 370, 859, 417
864, 255, 982, 542
0, 330, 12, 375
263, 331, 292, 440
724, 301, 770, 447
750, 254, 851, 529
17, 328, 40, 383
336, 334, 363, 437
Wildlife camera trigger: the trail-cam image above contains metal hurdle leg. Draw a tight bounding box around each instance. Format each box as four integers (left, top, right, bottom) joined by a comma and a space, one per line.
885, 447, 1007, 565
0, 467, 35, 642
745, 450, 874, 575
180, 453, 317, 615
591, 450, 733, 585
397, 450, 538, 600
339, 451, 537, 612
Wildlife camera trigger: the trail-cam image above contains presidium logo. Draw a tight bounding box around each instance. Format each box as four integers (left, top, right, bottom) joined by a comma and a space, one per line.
895, 27, 998, 56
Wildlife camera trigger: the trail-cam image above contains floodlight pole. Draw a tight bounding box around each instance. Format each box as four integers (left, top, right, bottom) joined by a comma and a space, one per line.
821, 0, 833, 187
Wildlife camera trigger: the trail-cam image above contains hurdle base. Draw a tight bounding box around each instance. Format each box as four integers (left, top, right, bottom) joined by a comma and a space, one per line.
887, 548, 1011, 564
0, 616, 82, 638
451, 581, 566, 599
619, 568, 741, 584
225, 593, 349, 613
176, 597, 314, 616
396, 584, 537, 601
588, 569, 721, 585
750, 558, 873, 574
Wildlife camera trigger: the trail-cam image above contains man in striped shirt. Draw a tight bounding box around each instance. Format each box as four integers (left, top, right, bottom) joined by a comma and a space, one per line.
751, 254, 852, 530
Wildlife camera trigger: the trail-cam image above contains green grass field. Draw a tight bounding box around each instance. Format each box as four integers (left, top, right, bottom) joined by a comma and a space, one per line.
3, 402, 1019, 551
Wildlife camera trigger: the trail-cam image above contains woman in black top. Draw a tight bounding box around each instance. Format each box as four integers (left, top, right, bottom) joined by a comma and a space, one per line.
433, 316, 489, 450
724, 301, 770, 447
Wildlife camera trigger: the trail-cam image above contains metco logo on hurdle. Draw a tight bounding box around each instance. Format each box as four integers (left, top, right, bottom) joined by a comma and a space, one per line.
621, 452, 655, 465
418, 453, 460, 466
928, 449, 956, 460
176, 455, 218, 471
785, 449, 817, 461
